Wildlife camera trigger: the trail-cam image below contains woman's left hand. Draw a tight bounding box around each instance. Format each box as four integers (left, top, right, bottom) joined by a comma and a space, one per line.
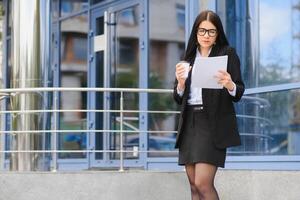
215, 70, 235, 91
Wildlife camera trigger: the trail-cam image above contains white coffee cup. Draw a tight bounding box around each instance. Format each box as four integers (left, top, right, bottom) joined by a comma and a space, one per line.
179, 61, 190, 79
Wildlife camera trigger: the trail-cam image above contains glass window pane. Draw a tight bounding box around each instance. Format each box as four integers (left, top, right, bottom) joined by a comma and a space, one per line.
224, 0, 300, 87
90, 0, 106, 5
108, 6, 140, 160
93, 16, 104, 160
222, 1, 258, 88
198, 0, 216, 11
176, 4, 185, 29
5, 39, 12, 161
0, 2, 4, 38
7, 0, 11, 36
229, 89, 300, 155
7, 38, 11, 88
60, 0, 88, 18
59, 13, 88, 159
0, 1, 6, 158
259, 0, 298, 87
148, 0, 186, 157
52, 0, 59, 20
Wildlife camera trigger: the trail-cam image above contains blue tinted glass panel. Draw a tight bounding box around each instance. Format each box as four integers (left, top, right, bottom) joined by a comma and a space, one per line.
59, 13, 88, 159
90, 0, 105, 5
109, 5, 140, 160
73, 37, 87, 60
52, 0, 59, 20
229, 89, 300, 156
148, 0, 186, 157
176, 4, 185, 29
60, 0, 88, 17
225, 0, 300, 87
259, 0, 297, 87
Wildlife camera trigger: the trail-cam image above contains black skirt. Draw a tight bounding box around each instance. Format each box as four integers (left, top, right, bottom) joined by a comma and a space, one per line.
178, 105, 226, 168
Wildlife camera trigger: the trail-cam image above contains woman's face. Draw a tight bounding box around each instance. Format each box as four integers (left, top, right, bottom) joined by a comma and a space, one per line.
197, 20, 218, 49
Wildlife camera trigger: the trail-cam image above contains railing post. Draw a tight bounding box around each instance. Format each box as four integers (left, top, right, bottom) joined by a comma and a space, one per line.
51, 91, 58, 172
119, 91, 124, 172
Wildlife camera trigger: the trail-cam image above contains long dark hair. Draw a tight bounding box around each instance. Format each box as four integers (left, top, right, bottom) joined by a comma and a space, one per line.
183, 10, 229, 62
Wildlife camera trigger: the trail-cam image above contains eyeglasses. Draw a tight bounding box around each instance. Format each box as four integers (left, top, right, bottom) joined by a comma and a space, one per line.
197, 28, 217, 37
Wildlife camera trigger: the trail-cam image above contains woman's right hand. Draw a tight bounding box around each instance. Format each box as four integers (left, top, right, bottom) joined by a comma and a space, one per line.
175, 62, 191, 90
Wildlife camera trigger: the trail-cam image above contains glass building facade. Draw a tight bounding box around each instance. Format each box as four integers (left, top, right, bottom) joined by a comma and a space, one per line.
0, 0, 300, 171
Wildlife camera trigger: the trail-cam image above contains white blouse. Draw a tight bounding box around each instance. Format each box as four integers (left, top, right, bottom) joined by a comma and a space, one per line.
177, 49, 236, 105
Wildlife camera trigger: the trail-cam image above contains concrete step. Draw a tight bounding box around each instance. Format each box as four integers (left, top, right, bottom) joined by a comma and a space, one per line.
0, 170, 299, 200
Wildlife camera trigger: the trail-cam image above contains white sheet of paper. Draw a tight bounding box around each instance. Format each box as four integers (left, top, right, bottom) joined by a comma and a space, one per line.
191, 55, 228, 89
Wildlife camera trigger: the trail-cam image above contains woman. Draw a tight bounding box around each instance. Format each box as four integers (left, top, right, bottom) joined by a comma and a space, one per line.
173, 10, 245, 200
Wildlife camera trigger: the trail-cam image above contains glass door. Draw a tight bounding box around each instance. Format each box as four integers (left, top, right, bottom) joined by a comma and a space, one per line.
90, 2, 145, 168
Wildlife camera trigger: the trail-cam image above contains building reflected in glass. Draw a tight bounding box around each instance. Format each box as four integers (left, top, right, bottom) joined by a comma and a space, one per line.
0, 0, 300, 171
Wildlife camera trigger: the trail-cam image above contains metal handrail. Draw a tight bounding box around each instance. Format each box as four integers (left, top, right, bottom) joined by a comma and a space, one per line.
0, 130, 177, 134
0, 150, 178, 153
240, 96, 271, 107
0, 87, 176, 171
0, 109, 180, 114
0, 87, 273, 171
0, 92, 10, 101
0, 87, 173, 93
236, 114, 273, 125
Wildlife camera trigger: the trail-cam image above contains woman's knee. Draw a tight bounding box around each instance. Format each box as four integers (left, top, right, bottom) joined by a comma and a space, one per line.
194, 179, 213, 195
190, 185, 198, 195
186, 178, 197, 190
187, 178, 196, 188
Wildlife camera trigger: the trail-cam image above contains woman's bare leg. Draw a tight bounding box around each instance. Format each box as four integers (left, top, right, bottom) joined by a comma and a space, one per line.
194, 163, 219, 200
185, 164, 201, 200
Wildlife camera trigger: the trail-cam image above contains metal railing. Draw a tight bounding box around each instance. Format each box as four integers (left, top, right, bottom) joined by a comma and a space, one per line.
0, 87, 179, 171
0, 87, 274, 171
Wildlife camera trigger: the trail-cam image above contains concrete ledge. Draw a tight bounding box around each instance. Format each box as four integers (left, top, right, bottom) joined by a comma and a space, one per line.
0, 170, 299, 200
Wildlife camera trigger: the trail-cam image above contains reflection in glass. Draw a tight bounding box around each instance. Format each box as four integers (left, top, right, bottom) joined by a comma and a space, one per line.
52, 0, 59, 20
90, 0, 105, 5
0, 1, 6, 159
229, 89, 300, 155
223, 0, 259, 88
60, 0, 88, 17
176, 4, 185, 29
148, 0, 185, 157
4, 37, 12, 161
109, 5, 140, 160
5, 131, 9, 160
230, 96, 272, 155
119, 8, 136, 26
94, 16, 104, 160
7, 39, 11, 87
259, 0, 296, 87
8, 0, 11, 36
198, 0, 216, 11
224, 0, 300, 87
292, 0, 300, 81
59, 13, 88, 159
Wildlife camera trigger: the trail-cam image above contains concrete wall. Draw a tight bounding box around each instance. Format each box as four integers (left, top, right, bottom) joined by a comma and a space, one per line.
0, 170, 299, 200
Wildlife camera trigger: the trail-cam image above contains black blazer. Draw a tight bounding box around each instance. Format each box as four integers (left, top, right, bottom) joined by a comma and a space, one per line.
173, 45, 245, 149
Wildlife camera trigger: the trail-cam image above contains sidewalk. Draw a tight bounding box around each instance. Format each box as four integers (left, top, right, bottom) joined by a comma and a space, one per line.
0, 170, 299, 200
